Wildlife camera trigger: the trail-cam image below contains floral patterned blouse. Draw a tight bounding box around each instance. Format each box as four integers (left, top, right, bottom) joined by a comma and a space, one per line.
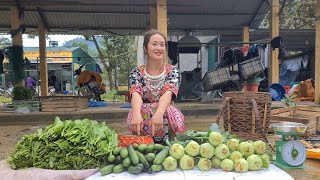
127, 64, 184, 142
129, 64, 180, 102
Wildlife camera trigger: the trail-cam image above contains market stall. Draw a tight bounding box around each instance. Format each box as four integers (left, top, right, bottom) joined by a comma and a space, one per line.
2, 92, 318, 180
0, 116, 299, 180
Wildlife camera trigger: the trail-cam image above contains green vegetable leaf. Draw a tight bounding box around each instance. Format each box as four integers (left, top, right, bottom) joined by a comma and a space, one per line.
262, 157, 269, 169
7, 117, 118, 170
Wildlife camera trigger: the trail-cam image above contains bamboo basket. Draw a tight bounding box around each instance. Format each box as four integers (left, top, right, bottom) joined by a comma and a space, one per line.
202, 67, 231, 92
217, 92, 272, 141
239, 57, 265, 80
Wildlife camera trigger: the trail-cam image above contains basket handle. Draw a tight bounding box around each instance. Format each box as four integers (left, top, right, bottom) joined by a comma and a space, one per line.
263, 103, 267, 131
216, 97, 231, 132
251, 99, 263, 134
251, 99, 275, 152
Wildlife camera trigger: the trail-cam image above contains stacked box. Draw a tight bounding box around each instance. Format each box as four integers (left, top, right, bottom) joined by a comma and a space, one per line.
270, 106, 320, 136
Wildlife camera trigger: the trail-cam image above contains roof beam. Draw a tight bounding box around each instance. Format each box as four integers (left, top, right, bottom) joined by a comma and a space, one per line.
10, 9, 266, 16
0, 25, 268, 33
264, 0, 271, 6
0, 2, 152, 7
37, 7, 49, 31
279, 0, 287, 16
0, 1, 208, 7
249, 0, 269, 28
14, 0, 23, 18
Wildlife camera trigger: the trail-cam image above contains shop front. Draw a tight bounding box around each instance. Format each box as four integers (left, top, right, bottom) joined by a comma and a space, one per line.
3, 46, 100, 95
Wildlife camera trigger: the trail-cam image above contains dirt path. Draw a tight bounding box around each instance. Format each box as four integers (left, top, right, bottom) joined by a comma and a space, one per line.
0, 125, 43, 160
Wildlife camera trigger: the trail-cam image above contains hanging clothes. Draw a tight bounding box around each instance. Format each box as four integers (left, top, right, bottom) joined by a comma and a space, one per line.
270, 36, 287, 60
0, 49, 4, 74
279, 55, 309, 86
257, 45, 269, 68
241, 46, 249, 57
168, 41, 178, 65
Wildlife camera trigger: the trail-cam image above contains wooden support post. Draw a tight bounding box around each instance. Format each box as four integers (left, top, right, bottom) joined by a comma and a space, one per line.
10, 7, 22, 46
242, 26, 250, 47
156, 0, 167, 39
148, 0, 168, 63
10, 6, 23, 87
149, 3, 157, 30
38, 23, 48, 96
156, 0, 168, 63
269, 0, 280, 86
316, 0, 320, 103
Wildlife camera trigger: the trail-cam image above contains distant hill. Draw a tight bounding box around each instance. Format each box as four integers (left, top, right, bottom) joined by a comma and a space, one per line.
62, 37, 104, 53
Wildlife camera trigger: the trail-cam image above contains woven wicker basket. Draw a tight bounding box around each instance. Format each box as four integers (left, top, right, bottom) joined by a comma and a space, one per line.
202, 67, 231, 92
239, 57, 265, 80
217, 92, 272, 141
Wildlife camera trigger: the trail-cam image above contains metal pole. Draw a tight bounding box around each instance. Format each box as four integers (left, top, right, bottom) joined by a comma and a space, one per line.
71, 58, 75, 95
127, 58, 130, 91
217, 35, 221, 64
36, 57, 39, 96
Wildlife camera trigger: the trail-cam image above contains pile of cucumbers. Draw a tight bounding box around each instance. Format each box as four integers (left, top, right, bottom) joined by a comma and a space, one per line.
100, 143, 169, 175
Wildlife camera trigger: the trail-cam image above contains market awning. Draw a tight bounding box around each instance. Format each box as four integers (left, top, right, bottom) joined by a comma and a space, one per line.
0, 1, 314, 51
220, 29, 315, 51
0, 0, 269, 36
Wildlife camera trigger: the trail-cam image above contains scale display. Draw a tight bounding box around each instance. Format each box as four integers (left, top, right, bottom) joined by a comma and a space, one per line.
271, 122, 308, 169
281, 141, 306, 166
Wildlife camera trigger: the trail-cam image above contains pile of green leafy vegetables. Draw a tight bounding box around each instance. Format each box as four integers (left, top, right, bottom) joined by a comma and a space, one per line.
172, 123, 237, 146
7, 117, 118, 170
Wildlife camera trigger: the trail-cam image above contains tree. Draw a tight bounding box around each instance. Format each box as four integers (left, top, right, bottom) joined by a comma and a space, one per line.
69, 35, 136, 90
100, 35, 136, 89
260, 0, 316, 29
0, 36, 11, 49
71, 41, 96, 57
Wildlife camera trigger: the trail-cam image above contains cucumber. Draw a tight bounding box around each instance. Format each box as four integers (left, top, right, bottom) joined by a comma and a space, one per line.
151, 164, 163, 172
122, 157, 131, 167
120, 148, 129, 158
114, 156, 122, 165
145, 167, 152, 174
128, 163, 144, 175
153, 146, 169, 165
146, 144, 155, 153
112, 147, 123, 156
135, 150, 150, 169
145, 153, 156, 162
138, 144, 147, 153
128, 145, 139, 165
107, 154, 116, 163
133, 144, 139, 150
113, 164, 125, 173
154, 144, 164, 151
100, 164, 115, 176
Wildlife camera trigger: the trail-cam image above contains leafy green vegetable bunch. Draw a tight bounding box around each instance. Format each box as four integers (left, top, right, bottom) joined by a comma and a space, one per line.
7, 117, 118, 170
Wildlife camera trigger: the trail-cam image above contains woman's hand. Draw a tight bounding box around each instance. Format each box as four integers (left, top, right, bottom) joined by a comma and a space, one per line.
131, 113, 144, 136
130, 92, 143, 135
150, 112, 164, 136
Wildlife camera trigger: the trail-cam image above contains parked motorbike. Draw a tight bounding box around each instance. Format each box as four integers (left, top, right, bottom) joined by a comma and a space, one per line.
0, 83, 13, 97
74, 64, 105, 101
48, 86, 56, 96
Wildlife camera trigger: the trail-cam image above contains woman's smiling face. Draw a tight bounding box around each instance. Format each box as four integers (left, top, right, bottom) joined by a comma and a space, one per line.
145, 34, 166, 62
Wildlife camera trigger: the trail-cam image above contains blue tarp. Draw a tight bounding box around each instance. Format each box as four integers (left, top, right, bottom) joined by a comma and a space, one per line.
88, 101, 107, 107
120, 103, 132, 108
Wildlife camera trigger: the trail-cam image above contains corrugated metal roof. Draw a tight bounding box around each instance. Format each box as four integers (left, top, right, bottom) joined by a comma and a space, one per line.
0, 0, 269, 36
220, 29, 315, 51
0, 1, 314, 51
